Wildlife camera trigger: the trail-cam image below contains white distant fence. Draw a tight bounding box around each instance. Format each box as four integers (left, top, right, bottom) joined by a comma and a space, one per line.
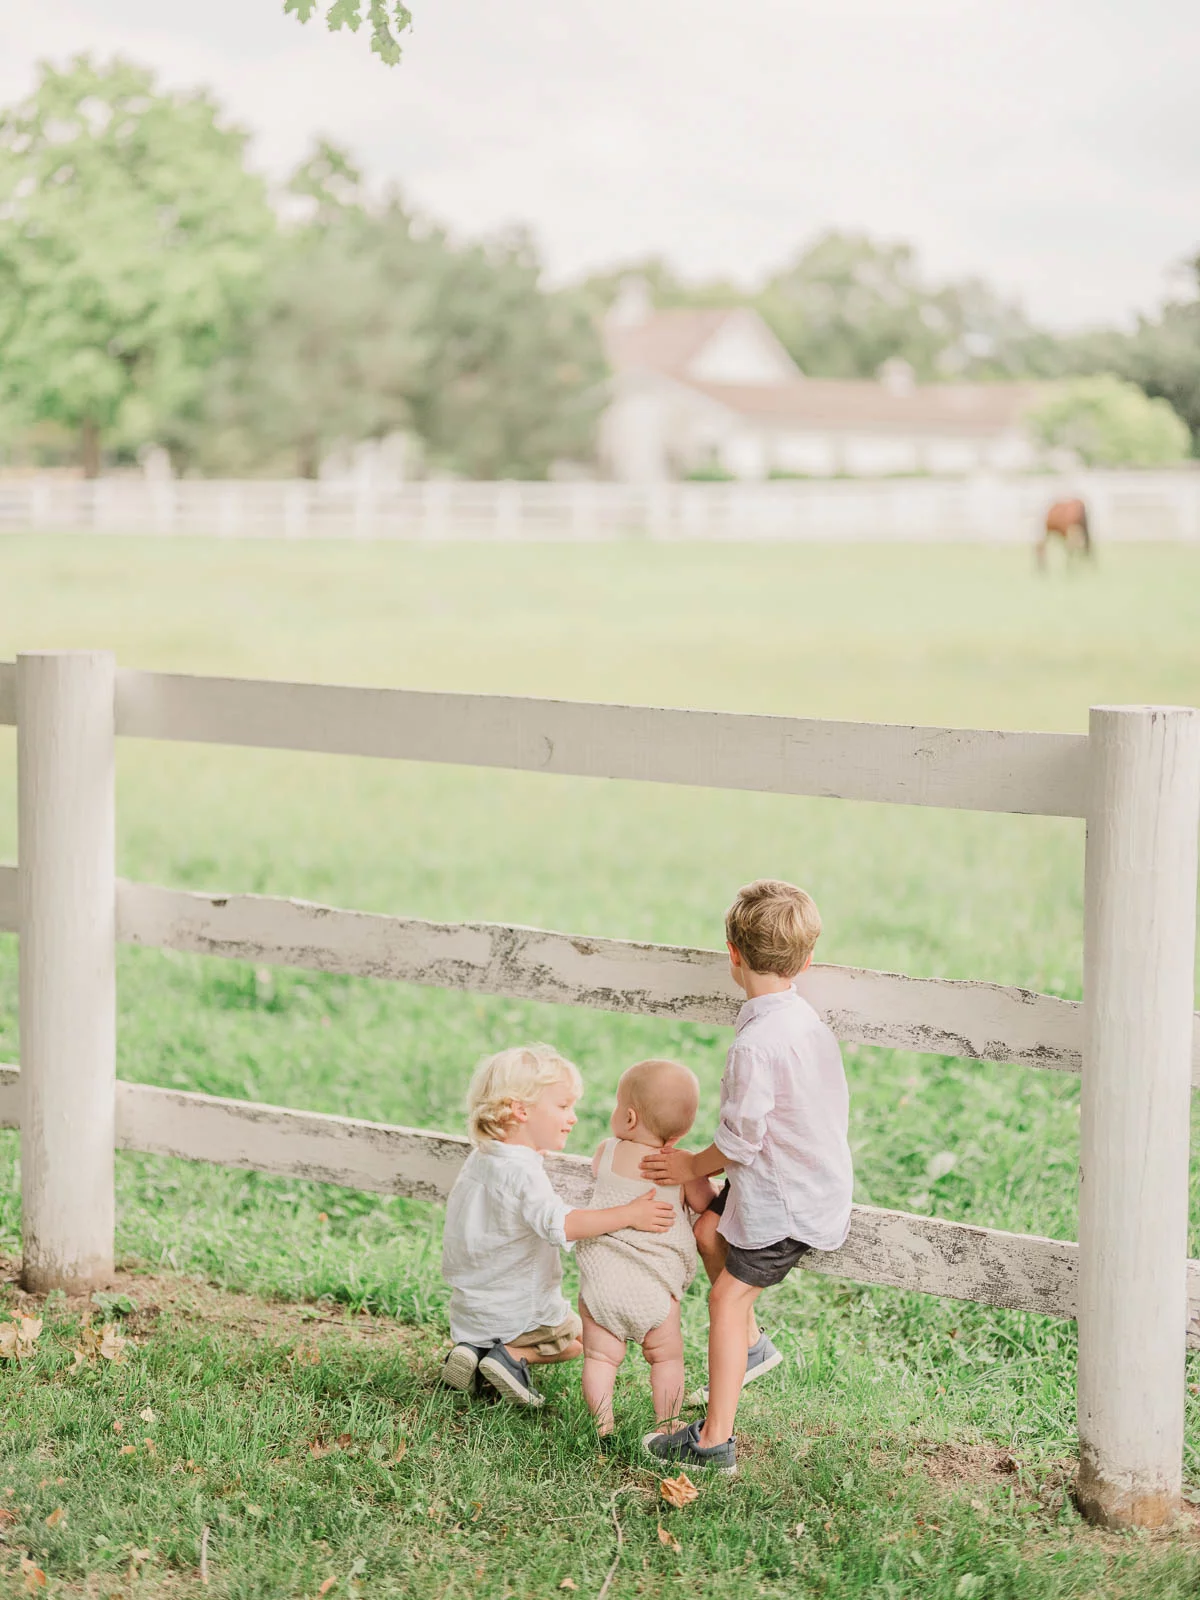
1, 655, 1198, 1529
1, 470, 1199, 542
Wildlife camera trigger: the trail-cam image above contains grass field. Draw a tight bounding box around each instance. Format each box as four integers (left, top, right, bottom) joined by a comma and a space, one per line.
2, 534, 1200, 1597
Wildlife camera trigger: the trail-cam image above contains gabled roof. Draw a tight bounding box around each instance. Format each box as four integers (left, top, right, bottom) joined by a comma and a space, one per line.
689, 379, 1044, 436
605, 308, 741, 377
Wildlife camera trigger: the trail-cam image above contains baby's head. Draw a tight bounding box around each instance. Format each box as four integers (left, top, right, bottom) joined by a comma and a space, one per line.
725, 877, 821, 987
466, 1042, 583, 1151
610, 1058, 699, 1149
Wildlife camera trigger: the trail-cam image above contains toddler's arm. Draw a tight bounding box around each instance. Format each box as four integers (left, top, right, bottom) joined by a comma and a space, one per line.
683, 1174, 720, 1214
640, 1141, 725, 1186
565, 1188, 675, 1241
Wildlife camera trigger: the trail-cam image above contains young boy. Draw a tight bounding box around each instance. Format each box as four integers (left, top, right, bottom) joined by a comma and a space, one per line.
639, 880, 853, 1473
440, 1042, 675, 1408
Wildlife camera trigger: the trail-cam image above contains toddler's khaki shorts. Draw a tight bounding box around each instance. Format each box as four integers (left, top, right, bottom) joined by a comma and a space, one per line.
509, 1311, 583, 1357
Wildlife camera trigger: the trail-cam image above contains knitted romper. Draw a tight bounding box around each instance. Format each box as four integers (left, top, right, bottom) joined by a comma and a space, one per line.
576, 1137, 699, 1344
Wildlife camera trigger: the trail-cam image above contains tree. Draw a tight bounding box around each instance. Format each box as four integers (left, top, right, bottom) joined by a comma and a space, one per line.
1025, 375, 1191, 467
0, 56, 274, 474
194, 144, 432, 477
1120, 260, 1200, 454
409, 228, 606, 479
284, 0, 412, 66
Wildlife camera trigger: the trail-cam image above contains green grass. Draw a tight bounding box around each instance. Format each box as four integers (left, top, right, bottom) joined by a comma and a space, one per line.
2, 534, 1200, 1596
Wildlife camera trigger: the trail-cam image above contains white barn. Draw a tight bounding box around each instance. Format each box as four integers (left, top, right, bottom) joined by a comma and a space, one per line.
598, 281, 1048, 482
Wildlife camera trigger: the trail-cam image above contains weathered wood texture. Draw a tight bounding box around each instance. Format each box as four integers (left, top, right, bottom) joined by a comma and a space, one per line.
3, 871, 1200, 1077
1077, 706, 1200, 1529
104, 670, 1088, 817
0, 1063, 1198, 1342
16, 653, 116, 1294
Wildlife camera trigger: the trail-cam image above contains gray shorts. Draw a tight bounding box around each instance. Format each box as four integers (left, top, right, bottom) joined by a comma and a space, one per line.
707, 1183, 813, 1289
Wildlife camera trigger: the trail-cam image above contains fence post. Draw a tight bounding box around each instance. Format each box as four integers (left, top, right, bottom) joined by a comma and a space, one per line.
16, 651, 117, 1293
1078, 704, 1200, 1528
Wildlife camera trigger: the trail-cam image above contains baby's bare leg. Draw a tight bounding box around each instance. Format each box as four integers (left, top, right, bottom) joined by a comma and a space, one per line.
642, 1299, 685, 1430
580, 1299, 625, 1436
694, 1208, 760, 1349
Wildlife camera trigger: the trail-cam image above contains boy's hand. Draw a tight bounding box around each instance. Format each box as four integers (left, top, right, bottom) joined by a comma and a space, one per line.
624, 1187, 676, 1233
639, 1146, 694, 1186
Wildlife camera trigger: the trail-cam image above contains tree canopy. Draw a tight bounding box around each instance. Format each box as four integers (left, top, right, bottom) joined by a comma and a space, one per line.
0, 56, 273, 474
1025, 375, 1191, 467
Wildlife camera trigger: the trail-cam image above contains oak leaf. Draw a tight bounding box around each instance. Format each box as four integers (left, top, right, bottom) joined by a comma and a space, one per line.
45, 1507, 66, 1528
659, 1472, 698, 1508
657, 1522, 681, 1551
0, 1316, 43, 1362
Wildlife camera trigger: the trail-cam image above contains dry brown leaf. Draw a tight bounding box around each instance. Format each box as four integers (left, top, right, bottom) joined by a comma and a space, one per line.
45, 1507, 66, 1528
308, 1439, 331, 1459
112, 1420, 123, 1434
20, 1558, 47, 1592
391, 1440, 407, 1464
335, 1434, 353, 1450
0, 1508, 17, 1527
119, 1444, 137, 1456
0, 1316, 43, 1362
657, 1522, 681, 1552
143, 1438, 157, 1457
659, 1472, 698, 1509
291, 1343, 321, 1367
139, 1407, 157, 1424
99, 1324, 128, 1363
558, 1581, 578, 1592
318, 1579, 338, 1597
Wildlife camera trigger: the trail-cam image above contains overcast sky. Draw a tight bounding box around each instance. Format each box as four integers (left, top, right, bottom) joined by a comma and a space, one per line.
2, 0, 1197, 329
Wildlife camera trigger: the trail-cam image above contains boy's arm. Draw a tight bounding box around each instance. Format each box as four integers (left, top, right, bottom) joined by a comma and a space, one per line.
564, 1188, 675, 1241
639, 1140, 725, 1186
683, 1173, 720, 1214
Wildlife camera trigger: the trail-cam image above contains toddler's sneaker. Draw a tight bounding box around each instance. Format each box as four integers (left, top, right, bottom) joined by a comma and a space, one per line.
643, 1419, 737, 1475
687, 1332, 783, 1406
478, 1342, 546, 1407
441, 1343, 490, 1391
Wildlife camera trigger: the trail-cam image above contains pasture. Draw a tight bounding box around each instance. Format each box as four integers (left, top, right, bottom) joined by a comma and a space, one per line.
1, 533, 1200, 1597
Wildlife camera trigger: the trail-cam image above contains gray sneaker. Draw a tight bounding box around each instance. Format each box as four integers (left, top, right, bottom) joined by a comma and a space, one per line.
643, 1419, 737, 1475
441, 1343, 489, 1391
478, 1342, 546, 1408
687, 1333, 783, 1406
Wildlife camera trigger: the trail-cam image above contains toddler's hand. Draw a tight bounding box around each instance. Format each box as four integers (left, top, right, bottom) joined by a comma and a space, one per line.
639, 1146, 694, 1186
625, 1187, 676, 1234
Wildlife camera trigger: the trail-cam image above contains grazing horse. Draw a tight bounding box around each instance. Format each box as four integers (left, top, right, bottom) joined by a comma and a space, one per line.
1036, 498, 1092, 570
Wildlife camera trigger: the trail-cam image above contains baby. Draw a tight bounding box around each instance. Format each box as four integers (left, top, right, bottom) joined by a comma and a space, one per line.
576, 1059, 718, 1435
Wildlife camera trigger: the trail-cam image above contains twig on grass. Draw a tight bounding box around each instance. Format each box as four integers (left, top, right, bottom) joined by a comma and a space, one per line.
597, 1487, 646, 1600
200, 1524, 211, 1586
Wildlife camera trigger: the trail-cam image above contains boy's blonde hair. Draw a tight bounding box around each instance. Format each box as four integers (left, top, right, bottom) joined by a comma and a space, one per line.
725, 878, 821, 978
619, 1058, 699, 1144
466, 1043, 582, 1145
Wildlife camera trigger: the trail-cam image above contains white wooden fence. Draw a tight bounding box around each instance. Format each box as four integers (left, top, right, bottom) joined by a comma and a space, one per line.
1, 469, 1199, 543
1, 653, 1198, 1530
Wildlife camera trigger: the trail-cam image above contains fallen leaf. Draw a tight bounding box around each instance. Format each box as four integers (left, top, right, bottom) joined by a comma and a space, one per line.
291, 1343, 321, 1367
119, 1444, 137, 1456
112, 1420, 124, 1434
99, 1324, 129, 1363
391, 1440, 407, 1464
659, 1472, 698, 1509
308, 1439, 331, 1459
318, 1579, 338, 1597
143, 1438, 157, 1457
559, 1581, 578, 1592
20, 1558, 46, 1592
0, 1316, 43, 1362
0, 1508, 17, 1526
470, 1501, 483, 1522
139, 1407, 157, 1424
45, 1507, 66, 1528
657, 1522, 681, 1552
336, 1434, 353, 1450
317, 1212, 329, 1224
130, 1547, 152, 1563
793, 1522, 806, 1538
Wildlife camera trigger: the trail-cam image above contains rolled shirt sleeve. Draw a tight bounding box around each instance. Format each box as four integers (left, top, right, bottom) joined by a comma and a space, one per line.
515, 1164, 574, 1250
714, 1044, 776, 1167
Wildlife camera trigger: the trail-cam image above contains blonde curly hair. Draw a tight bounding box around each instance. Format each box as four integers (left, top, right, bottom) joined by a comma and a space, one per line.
466, 1043, 583, 1145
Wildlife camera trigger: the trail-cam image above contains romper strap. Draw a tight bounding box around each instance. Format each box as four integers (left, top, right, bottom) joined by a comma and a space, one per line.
598, 1137, 619, 1177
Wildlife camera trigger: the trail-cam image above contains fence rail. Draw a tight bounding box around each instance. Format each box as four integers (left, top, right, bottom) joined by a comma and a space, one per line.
3, 651, 1199, 1529
2, 868, 1198, 1078
1, 469, 1199, 543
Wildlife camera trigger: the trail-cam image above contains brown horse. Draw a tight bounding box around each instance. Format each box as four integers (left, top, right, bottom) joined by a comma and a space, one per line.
1036, 498, 1092, 570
